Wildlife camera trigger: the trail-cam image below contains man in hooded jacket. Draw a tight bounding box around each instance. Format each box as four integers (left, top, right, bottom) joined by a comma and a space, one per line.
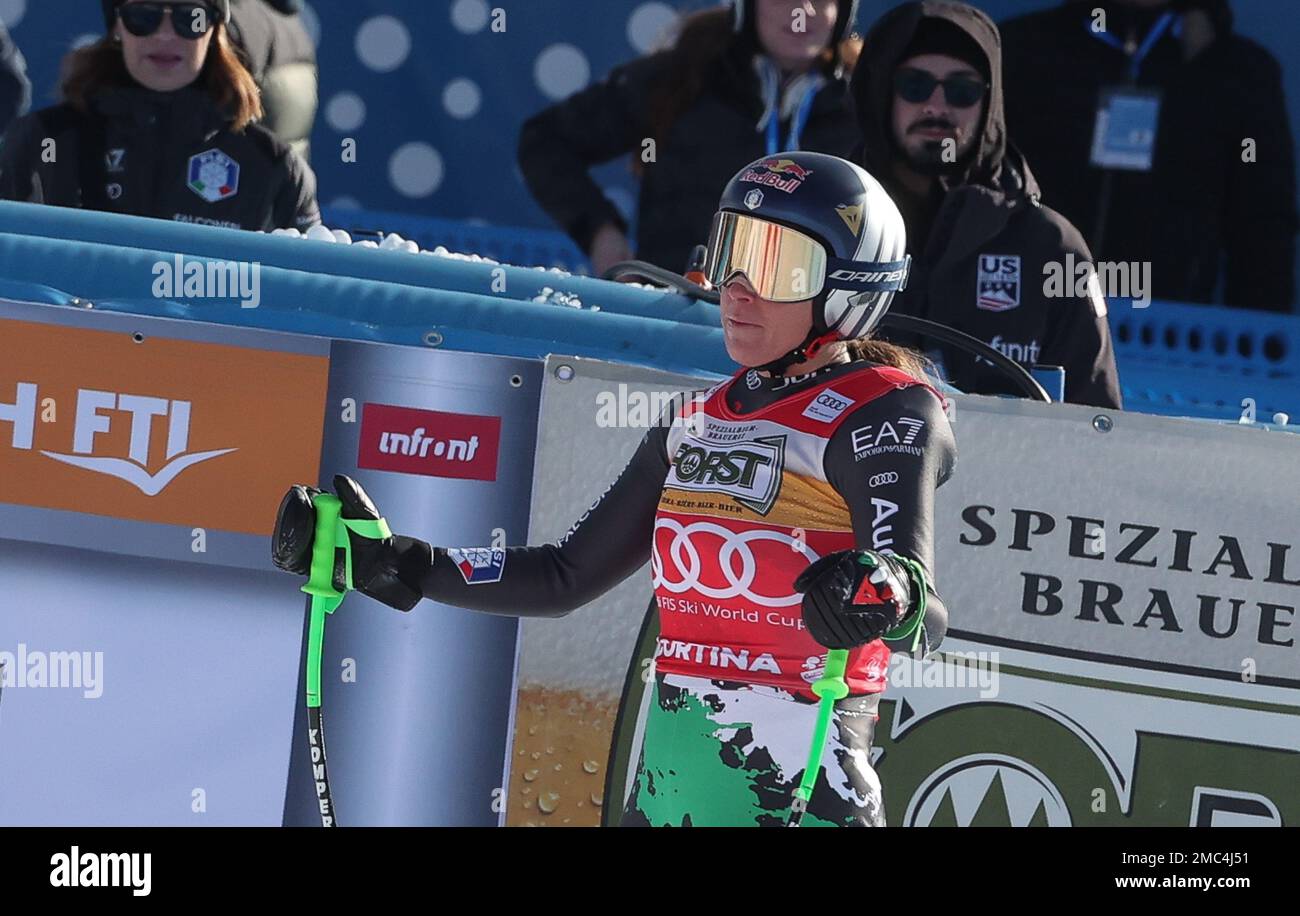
852, 0, 1123, 408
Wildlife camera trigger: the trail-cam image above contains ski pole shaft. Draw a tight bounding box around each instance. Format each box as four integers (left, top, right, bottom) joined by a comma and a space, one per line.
788, 648, 849, 826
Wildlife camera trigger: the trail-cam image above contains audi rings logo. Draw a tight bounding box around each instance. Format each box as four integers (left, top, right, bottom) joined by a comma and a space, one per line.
869, 471, 899, 487
651, 518, 818, 607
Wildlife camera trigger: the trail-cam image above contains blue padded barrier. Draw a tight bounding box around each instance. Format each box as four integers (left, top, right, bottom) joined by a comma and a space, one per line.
0, 203, 719, 330
0, 224, 733, 378
1, 202, 1295, 425
1108, 299, 1298, 422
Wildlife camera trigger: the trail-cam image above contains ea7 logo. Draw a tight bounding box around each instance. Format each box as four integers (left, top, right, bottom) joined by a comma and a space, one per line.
0, 383, 234, 496
852, 417, 926, 452
669, 435, 785, 515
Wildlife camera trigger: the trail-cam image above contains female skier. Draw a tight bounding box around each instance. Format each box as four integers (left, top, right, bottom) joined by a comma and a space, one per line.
272, 150, 957, 827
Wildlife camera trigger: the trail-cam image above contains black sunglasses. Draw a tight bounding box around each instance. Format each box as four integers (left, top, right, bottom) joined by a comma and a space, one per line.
118, 3, 216, 40
893, 68, 988, 108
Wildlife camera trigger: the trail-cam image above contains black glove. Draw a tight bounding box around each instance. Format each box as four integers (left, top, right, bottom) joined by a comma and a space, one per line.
793, 549, 916, 650
272, 483, 322, 576
271, 475, 432, 612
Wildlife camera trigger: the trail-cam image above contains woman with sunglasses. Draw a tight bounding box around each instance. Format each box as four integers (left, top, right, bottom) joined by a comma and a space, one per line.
0, 0, 319, 232
271, 151, 957, 827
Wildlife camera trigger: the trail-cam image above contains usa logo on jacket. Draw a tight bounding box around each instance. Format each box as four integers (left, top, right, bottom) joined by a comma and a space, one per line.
186, 149, 240, 204
976, 254, 1021, 312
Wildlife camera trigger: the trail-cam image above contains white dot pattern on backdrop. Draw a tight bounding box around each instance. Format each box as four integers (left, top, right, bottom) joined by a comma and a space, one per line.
70, 33, 99, 50
389, 143, 445, 198
325, 92, 367, 132
0, 0, 26, 29
356, 15, 411, 73
299, 1, 321, 48
450, 0, 491, 34
245, 2, 709, 213
443, 78, 482, 120
534, 44, 591, 101
627, 2, 678, 54
329, 196, 363, 211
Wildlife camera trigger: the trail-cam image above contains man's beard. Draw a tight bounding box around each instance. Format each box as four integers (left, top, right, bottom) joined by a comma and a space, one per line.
901, 120, 978, 177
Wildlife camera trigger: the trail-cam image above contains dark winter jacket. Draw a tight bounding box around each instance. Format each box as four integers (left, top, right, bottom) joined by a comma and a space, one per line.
1001, 0, 1297, 311
853, 0, 1122, 408
518, 40, 863, 274
228, 0, 317, 163
0, 20, 30, 136
0, 86, 319, 232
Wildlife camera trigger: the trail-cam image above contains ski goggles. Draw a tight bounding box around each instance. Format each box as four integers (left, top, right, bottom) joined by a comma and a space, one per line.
117, 2, 217, 40
893, 68, 988, 108
705, 211, 910, 302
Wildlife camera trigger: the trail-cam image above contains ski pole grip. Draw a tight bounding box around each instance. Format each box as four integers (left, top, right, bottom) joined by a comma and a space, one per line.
811, 649, 850, 701
302, 493, 343, 599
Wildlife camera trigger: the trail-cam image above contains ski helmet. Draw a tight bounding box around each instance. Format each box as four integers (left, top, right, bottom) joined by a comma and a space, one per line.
102, 0, 231, 31
731, 0, 861, 47
705, 150, 909, 373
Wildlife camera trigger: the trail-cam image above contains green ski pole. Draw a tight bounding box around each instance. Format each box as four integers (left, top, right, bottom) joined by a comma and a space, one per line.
298, 491, 392, 828
788, 551, 926, 826
788, 648, 849, 827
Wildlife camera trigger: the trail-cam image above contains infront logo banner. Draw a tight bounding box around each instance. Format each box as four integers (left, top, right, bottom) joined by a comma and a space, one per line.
0, 319, 328, 534
357, 403, 501, 481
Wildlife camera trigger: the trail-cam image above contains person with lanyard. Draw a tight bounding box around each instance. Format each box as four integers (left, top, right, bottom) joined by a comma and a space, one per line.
272, 151, 958, 827
517, 0, 863, 277
0, 0, 320, 233
1002, 0, 1297, 311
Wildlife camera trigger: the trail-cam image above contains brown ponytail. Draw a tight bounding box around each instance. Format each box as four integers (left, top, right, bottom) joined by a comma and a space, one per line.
843, 337, 937, 385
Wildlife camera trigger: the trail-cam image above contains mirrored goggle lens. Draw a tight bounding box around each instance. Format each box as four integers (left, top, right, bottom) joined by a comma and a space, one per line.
705, 212, 826, 302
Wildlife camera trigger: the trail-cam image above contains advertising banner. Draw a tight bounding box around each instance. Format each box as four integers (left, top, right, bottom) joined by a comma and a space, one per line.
503, 357, 718, 827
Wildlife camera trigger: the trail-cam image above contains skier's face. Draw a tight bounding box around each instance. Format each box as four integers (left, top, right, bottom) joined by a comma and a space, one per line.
891, 53, 987, 176
719, 273, 815, 369
756, 0, 839, 71
115, 0, 215, 93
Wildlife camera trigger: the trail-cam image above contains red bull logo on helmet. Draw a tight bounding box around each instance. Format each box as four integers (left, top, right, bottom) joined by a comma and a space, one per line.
740, 157, 813, 193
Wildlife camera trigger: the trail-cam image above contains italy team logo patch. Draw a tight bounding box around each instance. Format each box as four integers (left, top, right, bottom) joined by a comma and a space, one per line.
187, 149, 240, 203
447, 547, 507, 585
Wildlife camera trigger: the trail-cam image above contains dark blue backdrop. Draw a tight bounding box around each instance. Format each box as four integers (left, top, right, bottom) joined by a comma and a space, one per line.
4, 0, 1299, 235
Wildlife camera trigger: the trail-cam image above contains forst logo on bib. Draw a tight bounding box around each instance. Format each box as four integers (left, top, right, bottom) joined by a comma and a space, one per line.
977, 254, 1021, 312
669, 435, 785, 515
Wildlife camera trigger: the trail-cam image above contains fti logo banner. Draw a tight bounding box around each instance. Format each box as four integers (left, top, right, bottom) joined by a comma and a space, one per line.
0, 319, 328, 534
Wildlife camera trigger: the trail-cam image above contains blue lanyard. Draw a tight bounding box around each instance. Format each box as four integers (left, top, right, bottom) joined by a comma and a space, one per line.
765, 82, 818, 155
1086, 11, 1175, 82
